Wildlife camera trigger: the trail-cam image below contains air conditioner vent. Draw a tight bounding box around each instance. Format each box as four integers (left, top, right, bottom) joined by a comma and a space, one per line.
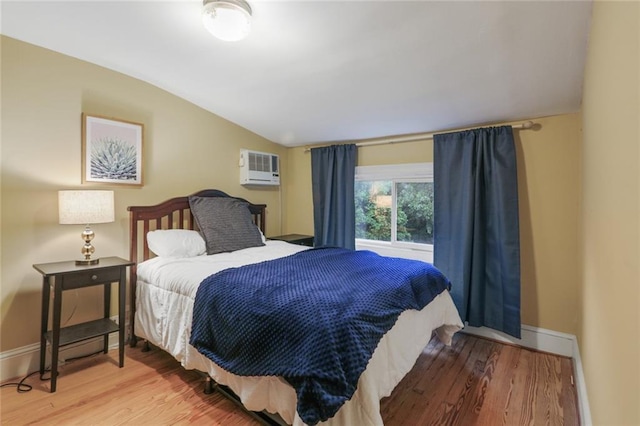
249, 152, 271, 173
240, 149, 280, 186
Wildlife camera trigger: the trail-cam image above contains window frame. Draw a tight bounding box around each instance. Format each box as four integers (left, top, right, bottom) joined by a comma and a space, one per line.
354, 163, 434, 259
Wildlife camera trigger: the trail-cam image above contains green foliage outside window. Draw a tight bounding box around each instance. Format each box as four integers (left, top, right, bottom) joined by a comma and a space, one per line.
397, 182, 434, 244
355, 180, 434, 244
355, 181, 391, 241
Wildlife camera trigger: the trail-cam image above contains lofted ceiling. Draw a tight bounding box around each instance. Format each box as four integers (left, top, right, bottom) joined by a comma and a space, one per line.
1, 0, 592, 147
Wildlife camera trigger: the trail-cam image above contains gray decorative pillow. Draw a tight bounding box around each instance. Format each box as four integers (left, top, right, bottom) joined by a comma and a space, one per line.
189, 196, 265, 255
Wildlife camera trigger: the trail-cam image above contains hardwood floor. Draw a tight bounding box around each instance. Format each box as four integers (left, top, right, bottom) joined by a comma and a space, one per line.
0, 346, 257, 426
380, 333, 579, 426
1, 333, 578, 425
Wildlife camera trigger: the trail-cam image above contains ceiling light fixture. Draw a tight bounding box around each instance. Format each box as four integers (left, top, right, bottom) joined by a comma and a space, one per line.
202, 0, 252, 42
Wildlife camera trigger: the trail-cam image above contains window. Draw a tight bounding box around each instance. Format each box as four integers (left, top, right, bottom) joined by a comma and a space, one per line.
354, 163, 433, 262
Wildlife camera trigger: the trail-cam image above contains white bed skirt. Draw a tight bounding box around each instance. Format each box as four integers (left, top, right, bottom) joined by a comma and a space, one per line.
135, 279, 462, 426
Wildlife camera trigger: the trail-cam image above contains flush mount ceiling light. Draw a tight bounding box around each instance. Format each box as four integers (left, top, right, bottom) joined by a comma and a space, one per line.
202, 0, 252, 42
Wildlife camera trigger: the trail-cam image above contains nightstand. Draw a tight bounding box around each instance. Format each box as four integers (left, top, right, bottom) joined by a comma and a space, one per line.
33, 256, 134, 392
269, 234, 314, 247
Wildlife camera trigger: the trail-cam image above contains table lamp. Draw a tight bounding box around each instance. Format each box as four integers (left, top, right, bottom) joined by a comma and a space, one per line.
58, 190, 115, 265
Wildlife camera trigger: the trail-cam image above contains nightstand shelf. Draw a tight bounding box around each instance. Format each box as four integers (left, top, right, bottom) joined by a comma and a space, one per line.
269, 234, 314, 247
44, 318, 119, 347
33, 256, 134, 393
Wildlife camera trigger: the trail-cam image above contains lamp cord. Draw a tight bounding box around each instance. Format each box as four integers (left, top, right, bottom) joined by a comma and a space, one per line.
62, 290, 79, 327
0, 348, 104, 393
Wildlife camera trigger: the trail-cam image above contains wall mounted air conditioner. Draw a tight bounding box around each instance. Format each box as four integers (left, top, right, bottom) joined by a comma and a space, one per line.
239, 149, 280, 186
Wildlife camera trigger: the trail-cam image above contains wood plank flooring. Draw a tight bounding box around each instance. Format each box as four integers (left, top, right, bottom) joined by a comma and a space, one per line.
380, 333, 579, 426
1, 333, 578, 425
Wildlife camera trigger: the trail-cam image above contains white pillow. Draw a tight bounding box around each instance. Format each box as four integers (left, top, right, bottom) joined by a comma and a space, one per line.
147, 229, 206, 258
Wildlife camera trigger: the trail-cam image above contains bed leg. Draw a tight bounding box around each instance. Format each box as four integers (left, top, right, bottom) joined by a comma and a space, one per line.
141, 340, 150, 352
130, 335, 138, 348
204, 376, 214, 395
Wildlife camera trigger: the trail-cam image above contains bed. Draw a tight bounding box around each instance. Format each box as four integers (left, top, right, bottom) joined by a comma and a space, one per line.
128, 189, 463, 426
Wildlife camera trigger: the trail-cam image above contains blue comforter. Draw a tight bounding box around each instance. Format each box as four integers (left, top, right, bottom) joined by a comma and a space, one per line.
189, 247, 451, 425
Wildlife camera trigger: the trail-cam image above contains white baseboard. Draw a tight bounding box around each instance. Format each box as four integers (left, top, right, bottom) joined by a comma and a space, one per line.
572, 336, 593, 426
0, 318, 122, 383
461, 323, 575, 356
461, 324, 592, 425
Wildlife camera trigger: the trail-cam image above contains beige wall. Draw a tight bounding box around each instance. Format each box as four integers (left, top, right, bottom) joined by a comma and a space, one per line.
0, 36, 286, 353
580, 1, 640, 424
285, 113, 583, 335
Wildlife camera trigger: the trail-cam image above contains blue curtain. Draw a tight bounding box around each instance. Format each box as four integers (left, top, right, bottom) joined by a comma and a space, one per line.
433, 126, 521, 338
311, 144, 357, 250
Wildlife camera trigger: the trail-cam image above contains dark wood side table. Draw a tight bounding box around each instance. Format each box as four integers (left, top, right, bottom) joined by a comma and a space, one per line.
269, 234, 314, 247
33, 256, 134, 392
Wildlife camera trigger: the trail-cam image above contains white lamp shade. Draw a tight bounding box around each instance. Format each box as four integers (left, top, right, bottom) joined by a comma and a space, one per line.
202, 0, 252, 42
59, 190, 115, 225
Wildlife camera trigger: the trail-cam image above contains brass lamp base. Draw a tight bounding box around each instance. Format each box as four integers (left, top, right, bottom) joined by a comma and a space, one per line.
77, 225, 99, 266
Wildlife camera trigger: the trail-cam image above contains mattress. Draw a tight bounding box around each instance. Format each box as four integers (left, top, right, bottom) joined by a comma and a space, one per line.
134, 241, 463, 425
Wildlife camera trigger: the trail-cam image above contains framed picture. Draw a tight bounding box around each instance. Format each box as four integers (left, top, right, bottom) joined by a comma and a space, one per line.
82, 114, 144, 186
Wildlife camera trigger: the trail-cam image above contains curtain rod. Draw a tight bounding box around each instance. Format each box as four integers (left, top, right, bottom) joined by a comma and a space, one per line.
303, 120, 535, 153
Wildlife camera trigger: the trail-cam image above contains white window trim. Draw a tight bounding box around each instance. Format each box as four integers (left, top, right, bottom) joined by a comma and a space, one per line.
356, 239, 434, 263
355, 162, 433, 181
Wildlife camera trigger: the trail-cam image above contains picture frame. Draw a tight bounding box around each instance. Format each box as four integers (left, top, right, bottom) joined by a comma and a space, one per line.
82, 113, 144, 186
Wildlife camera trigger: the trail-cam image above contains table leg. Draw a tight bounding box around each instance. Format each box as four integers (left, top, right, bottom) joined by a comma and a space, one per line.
118, 269, 126, 367
103, 282, 111, 354
40, 277, 50, 378
50, 279, 62, 393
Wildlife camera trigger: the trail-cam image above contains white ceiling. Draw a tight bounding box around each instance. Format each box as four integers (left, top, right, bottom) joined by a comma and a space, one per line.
1, 0, 592, 147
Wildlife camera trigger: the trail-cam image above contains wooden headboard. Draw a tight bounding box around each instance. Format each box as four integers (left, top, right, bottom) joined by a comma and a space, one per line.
127, 189, 266, 346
